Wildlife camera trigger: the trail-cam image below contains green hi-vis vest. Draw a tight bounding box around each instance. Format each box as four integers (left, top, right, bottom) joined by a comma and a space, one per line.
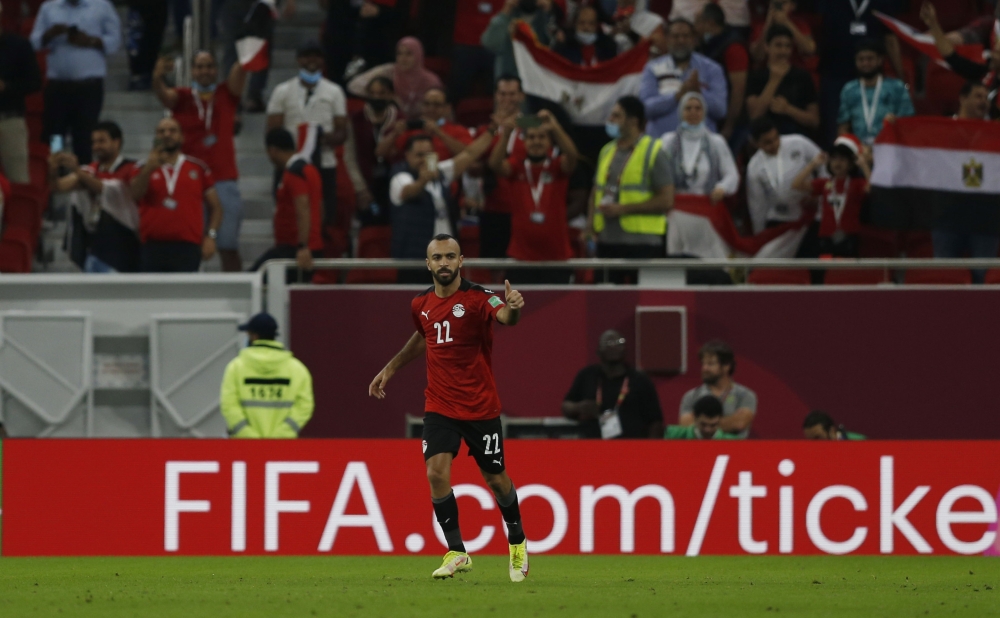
220, 341, 315, 438
593, 135, 666, 236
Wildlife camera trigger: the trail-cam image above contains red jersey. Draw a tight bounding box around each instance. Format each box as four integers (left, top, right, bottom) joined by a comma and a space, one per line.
478, 125, 527, 215
411, 278, 506, 420
453, 0, 503, 46
811, 176, 867, 237
273, 155, 323, 250
506, 153, 573, 261
134, 155, 214, 244
394, 123, 473, 163
171, 86, 240, 181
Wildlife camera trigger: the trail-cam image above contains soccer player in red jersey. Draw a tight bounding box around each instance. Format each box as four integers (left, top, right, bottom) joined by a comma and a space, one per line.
369, 234, 528, 582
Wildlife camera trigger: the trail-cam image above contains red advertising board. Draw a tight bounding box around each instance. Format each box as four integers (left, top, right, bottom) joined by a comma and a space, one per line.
3, 439, 999, 557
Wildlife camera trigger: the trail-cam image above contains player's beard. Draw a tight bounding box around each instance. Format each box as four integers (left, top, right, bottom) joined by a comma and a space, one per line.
431, 267, 458, 286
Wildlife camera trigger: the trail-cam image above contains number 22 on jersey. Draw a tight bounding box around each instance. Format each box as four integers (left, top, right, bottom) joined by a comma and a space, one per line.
432, 321, 453, 344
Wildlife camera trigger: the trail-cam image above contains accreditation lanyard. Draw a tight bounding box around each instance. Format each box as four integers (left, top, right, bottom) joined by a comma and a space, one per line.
596, 376, 630, 412
192, 91, 214, 132
161, 155, 187, 201
524, 158, 551, 211
859, 75, 883, 135
827, 177, 851, 227
679, 138, 704, 186
848, 0, 871, 21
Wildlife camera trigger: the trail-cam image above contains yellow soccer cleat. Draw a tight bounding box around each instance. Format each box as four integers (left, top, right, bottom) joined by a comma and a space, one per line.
432, 551, 473, 579
509, 540, 529, 582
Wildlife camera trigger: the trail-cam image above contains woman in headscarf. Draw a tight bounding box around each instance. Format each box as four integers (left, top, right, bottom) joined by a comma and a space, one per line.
662, 92, 741, 259
348, 37, 444, 120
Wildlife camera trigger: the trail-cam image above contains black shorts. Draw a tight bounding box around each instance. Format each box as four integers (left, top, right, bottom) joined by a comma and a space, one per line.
422, 412, 505, 475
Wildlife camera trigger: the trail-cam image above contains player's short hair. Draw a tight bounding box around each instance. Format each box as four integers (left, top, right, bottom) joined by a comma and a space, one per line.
428, 234, 461, 252
765, 24, 794, 44
616, 95, 646, 129
750, 116, 777, 140
265, 127, 296, 151
960, 80, 987, 98
803, 410, 836, 431
404, 133, 433, 153
94, 120, 123, 143
700, 3, 726, 27
693, 395, 724, 419
699, 340, 736, 375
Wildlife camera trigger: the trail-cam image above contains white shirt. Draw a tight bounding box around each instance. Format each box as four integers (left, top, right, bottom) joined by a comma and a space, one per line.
266, 77, 347, 168
745, 134, 823, 234
389, 159, 457, 237
660, 131, 740, 197
614, 10, 665, 53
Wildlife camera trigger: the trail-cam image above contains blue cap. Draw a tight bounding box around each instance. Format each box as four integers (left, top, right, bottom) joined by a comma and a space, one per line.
238, 312, 278, 339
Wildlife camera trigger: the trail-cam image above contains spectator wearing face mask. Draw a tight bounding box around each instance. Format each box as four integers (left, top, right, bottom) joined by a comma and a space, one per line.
553, 5, 617, 67
266, 40, 349, 229
351, 76, 399, 227
639, 19, 728, 137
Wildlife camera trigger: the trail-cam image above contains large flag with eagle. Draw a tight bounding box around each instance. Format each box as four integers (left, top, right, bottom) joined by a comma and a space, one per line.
869, 116, 1000, 233
511, 22, 648, 126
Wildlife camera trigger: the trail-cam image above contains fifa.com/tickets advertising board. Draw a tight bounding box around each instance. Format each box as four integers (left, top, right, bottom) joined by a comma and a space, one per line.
3, 439, 1000, 557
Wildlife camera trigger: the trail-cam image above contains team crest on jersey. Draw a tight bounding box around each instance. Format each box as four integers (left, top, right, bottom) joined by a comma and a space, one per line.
422, 440, 427, 453
452, 304, 466, 318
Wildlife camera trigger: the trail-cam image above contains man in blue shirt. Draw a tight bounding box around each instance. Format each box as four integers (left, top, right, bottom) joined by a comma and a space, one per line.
639, 19, 727, 136
30, 0, 121, 164
837, 39, 914, 145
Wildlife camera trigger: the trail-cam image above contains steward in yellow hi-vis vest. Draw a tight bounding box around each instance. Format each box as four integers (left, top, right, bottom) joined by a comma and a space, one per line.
590, 96, 674, 254
220, 313, 314, 438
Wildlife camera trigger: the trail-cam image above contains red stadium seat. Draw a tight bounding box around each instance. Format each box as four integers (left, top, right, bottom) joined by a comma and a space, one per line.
423, 56, 451, 82
0, 226, 35, 272
747, 269, 811, 285
903, 269, 973, 285
455, 97, 494, 129
900, 231, 933, 258
924, 62, 966, 118
458, 224, 491, 283
984, 269, 1000, 285
824, 268, 890, 285
345, 226, 397, 284
857, 226, 899, 258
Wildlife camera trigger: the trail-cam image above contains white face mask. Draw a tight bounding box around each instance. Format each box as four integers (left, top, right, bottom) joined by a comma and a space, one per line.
240, 334, 250, 348
575, 31, 598, 46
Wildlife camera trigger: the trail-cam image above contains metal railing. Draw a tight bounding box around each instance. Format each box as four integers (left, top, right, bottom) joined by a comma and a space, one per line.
261, 257, 1000, 348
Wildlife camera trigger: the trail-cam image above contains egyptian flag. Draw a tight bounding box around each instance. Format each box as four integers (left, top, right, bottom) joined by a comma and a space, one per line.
667, 195, 813, 259
870, 116, 1000, 233
296, 122, 324, 168
511, 22, 649, 126
873, 11, 984, 69
236, 0, 277, 72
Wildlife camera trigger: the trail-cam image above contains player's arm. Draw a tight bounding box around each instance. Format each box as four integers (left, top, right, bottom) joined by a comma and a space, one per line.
369, 330, 426, 399
495, 279, 524, 326
719, 407, 755, 433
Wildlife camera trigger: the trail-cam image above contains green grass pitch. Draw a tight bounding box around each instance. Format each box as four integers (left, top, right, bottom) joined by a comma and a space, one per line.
0, 555, 998, 617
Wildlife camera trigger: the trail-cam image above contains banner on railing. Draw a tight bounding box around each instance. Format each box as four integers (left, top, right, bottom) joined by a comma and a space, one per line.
3, 440, 999, 556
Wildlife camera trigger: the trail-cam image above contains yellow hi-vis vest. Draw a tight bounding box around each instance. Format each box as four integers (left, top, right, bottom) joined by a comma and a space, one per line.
593, 135, 666, 235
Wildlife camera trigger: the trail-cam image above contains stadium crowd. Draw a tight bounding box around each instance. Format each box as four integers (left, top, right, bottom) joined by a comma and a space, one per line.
0, 0, 996, 283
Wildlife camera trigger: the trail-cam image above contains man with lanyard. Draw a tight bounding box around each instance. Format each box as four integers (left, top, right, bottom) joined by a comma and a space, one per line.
678, 340, 757, 439
837, 39, 913, 145
487, 109, 578, 284
266, 40, 349, 229
816, 0, 904, 147
745, 117, 823, 257
153, 51, 246, 272
129, 117, 223, 273
588, 95, 674, 284
49, 120, 140, 272
562, 330, 664, 439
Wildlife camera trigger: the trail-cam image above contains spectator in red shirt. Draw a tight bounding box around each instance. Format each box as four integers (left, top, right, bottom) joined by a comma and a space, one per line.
49, 120, 140, 273
791, 134, 870, 258
449, 0, 505, 103
379, 87, 474, 163
749, 0, 815, 71
152, 52, 245, 272
695, 3, 749, 143
129, 117, 223, 273
251, 127, 324, 281
553, 5, 618, 67
489, 109, 578, 283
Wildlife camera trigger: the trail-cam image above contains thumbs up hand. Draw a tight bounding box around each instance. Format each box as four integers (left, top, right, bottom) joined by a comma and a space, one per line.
504, 279, 524, 311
